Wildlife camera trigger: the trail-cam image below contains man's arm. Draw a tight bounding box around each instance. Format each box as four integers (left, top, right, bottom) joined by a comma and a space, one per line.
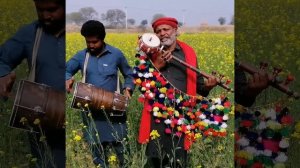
235, 66, 269, 107
118, 52, 135, 98
65, 52, 82, 92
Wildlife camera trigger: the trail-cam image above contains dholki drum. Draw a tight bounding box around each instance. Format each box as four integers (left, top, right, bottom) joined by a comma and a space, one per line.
138, 33, 161, 54
71, 82, 128, 116
9, 80, 65, 132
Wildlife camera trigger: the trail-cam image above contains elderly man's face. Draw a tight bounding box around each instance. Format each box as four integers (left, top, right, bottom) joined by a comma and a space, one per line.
154, 24, 177, 47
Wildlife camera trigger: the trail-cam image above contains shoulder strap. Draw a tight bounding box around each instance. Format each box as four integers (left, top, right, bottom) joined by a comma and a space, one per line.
116, 72, 120, 94
28, 27, 43, 82
82, 51, 90, 83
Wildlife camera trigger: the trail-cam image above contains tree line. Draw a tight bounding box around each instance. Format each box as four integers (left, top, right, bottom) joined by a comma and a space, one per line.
66, 7, 234, 28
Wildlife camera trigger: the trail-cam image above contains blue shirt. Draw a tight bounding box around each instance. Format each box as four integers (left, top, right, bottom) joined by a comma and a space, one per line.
67, 44, 134, 143
0, 21, 65, 91
66, 44, 135, 92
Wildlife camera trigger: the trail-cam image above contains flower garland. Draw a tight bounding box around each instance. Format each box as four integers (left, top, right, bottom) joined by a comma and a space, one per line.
133, 52, 232, 143
235, 103, 293, 167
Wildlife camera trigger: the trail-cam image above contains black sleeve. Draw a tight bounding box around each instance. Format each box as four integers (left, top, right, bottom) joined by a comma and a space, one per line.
234, 65, 256, 107
197, 73, 209, 97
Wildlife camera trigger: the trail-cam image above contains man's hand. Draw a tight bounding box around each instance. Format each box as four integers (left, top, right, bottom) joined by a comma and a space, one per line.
204, 75, 218, 91
246, 70, 269, 97
123, 87, 132, 99
0, 72, 16, 100
151, 50, 173, 70
66, 78, 75, 93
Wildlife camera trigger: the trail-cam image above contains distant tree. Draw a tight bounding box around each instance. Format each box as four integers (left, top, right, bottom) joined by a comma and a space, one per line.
178, 22, 183, 27
79, 7, 98, 21
127, 18, 135, 26
151, 13, 165, 24
66, 7, 98, 25
139, 19, 148, 32
140, 19, 148, 27
229, 15, 234, 25
218, 17, 226, 25
101, 9, 126, 28
66, 12, 84, 25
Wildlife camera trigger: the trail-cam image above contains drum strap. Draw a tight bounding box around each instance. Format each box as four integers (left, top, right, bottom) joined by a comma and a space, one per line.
82, 51, 121, 93
116, 72, 120, 94
28, 27, 43, 82
82, 52, 90, 83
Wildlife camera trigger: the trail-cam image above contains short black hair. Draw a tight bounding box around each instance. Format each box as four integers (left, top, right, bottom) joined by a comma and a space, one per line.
81, 20, 106, 40
33, 0, 65, 7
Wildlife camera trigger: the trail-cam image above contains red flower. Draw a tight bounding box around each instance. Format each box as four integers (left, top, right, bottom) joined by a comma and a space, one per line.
225, 79, 231, 85
165, 128, 172, 134
251, 162, 263, 168
214, 116, 223, 122
240, 120, 253, 127
224, 101, 231, 108
201, 104, 208, 109
183, 101, 190, 107
139, 64, 146, 70
281, 115, 293, 125
195, 111, 201, 117
155, 119, 161, 123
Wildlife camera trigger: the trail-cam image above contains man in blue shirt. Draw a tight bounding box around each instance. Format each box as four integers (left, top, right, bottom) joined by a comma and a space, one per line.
66, 20, 134, 167
0, 0, 65, 167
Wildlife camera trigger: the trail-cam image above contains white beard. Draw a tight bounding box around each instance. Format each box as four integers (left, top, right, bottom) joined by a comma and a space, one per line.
161, 32, 177, 47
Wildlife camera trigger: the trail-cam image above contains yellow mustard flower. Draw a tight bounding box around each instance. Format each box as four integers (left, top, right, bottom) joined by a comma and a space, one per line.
33, 118, 40, 125
73, 135, 82, 141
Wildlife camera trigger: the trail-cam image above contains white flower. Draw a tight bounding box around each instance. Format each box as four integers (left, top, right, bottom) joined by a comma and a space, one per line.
164, 119, 171, 124
138, 73, 143, 77
263, 149, 272, 157
223, 115, 229, 120
209, 105, 216, 110
221, 123, 228, 128
245, 146, 257, 155
203, 119, 210, 124
159, 94, 165, 98
257, 121, 267, 130
177, 118, 183, 125
279, 139, 289, 148
265, 108, 276, 120
186, 125, 191, 130
144, 73, 150, 78
140, 60, 146, 64
275, 152, 288, 163
199, 114, 206, 119
145, 83, 151, 88
237, 137, 249, 146
214, 98, 221, 104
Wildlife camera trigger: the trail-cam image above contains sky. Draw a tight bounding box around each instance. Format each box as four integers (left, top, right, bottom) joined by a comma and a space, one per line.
66, 0, 234, 26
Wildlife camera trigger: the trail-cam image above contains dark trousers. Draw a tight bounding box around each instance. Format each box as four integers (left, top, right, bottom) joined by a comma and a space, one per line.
28, 129, 65, 168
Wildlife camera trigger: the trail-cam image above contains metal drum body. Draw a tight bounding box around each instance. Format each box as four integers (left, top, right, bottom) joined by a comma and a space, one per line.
9, 80, 65, 132
71, 82, 128, 116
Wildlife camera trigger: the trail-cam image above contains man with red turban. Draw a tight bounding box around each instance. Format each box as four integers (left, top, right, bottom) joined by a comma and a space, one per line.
138, 17, 218, 167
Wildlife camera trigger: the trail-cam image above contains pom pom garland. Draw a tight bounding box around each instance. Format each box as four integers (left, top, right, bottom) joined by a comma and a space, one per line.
133, 52, 232, 147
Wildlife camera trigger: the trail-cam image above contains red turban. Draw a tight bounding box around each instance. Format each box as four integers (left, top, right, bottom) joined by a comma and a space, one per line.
152, 17, 178, 30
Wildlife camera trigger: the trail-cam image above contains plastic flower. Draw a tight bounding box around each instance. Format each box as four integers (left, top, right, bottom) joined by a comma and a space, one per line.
150, 130, 160, 140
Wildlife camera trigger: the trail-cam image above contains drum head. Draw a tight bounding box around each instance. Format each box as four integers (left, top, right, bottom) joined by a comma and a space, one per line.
141, 33, 160, 48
